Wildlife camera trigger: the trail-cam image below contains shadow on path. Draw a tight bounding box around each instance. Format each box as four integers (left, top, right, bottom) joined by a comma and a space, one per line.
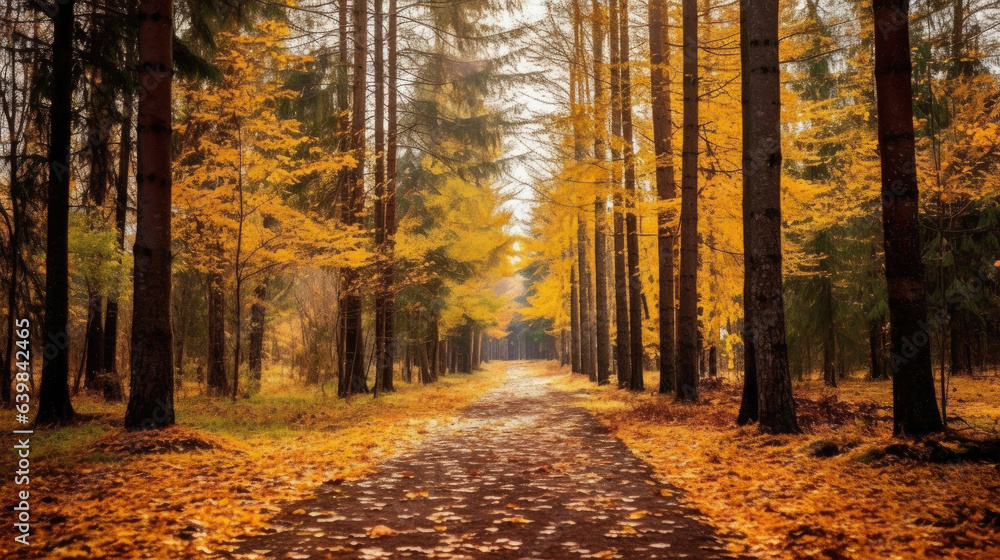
228, 362, 748, 559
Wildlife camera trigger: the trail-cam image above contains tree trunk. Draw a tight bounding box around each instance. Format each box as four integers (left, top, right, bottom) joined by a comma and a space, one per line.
570, 264, 582, 373
577, 216, 595, 380
618, 0, 643, 391
823, 296, 837, 387
373, 0, 390, 394
736, 4, 758, 425
403, 342, 412, 382
381, 0, 399, 393
590, 0, 612, 386
869, 319, 887, 379
741, 0, 799, 433
708, 345, 717, 378
207, 273, 227, 395
649, 0, 676, 394
608, 0, 630, 388
102, 96, 131, 398
873, 0, 943, 436
342, 0, 369, 396
430, 319, 440, 380
84, 295, 104, 389
419, 342, 431, 384
676, 0, 699, 401
36, 0, 77, 425
125, 0, 174, 429
248, 283, 266, 381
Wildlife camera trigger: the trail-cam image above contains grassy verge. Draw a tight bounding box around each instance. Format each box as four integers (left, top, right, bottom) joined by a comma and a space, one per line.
0, 365, 503, 559
548, 363, 1000, 560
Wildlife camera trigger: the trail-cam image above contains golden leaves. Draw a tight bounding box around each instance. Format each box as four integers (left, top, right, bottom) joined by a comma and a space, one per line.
366, 525, 396, 537
7, 366, 505, 559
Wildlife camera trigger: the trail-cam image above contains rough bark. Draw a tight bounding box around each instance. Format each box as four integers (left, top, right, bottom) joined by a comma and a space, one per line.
125, 0, 175, 429
591, 0, 612, 386
618, 0, 643, 391
608, 0, 630, 388
341, 0, 369, 396
381, 0, 399, 393
36, 0, 77, 425
373, 0, 390, 394
873, 0, 943, 436
649, 0, 676, 394
676, 0, 699, 401
741, 0, 799, 433
736, 1, 758, 425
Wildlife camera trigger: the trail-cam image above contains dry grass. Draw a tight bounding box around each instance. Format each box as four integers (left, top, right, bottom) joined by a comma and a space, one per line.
549, 364, 1000, 560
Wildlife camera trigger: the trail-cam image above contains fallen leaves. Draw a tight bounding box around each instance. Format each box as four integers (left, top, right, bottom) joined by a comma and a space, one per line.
366, 525, 396, 538
551, 367, 1000, 560
0, 366, 504, 559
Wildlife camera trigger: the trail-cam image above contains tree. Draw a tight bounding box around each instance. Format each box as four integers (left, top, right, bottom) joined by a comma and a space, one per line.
648, 0, 676, 394
607, 0, 630, 388
341, 0, 368, 396
676, 0, 698, 400
591, 0, 612, 385
872, 0, 944, 436
740, 0, 799, 433
373, 0, 391, 393
617, 0, 643, 391
380, 0, 400, 392
173, 22, 358, 397
571, 0, 595, 381
125, 0, 174, 430
36, 0, 77, 425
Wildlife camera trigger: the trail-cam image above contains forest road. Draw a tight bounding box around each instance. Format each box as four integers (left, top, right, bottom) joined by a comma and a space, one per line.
227, 362, 748, 560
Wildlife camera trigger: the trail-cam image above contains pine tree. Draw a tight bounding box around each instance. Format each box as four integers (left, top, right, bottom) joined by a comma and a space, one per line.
125, 0, 175, 429
36, 0, 77, 425
872, 0, 944, 436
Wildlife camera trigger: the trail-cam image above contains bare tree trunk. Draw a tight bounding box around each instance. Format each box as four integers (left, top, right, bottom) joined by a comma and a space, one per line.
381, 0, 399, 393
342, 0, 369, 396
125, 0, 174, 428
873, 0, 943, 436
248, 283, 266, 381
676, 0, 699, 401
373, 0, 389, 394
576, 217, 595, 379
736, 2, 758, 425
36, 0, 76, 424
102, 90, 132, 398
741, 0, 799, 433
570, 263, 582, 373
84, 295, 104, 389
207, 273, 227, 395
649, 0, 676, 394
618, 0, 643, 391
608, 0, 630, 388
590, 0, 612, 385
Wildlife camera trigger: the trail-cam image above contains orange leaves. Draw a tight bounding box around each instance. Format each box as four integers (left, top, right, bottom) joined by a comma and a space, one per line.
0, 366, 505, 559
366, 524, 396, 537
555, 370, 1000, 560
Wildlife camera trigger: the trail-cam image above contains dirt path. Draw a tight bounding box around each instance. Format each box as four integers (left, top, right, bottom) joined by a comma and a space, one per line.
229, 362, 746, 559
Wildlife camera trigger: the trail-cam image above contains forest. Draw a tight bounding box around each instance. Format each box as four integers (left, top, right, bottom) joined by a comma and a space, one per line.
1, 0, 1000, 557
